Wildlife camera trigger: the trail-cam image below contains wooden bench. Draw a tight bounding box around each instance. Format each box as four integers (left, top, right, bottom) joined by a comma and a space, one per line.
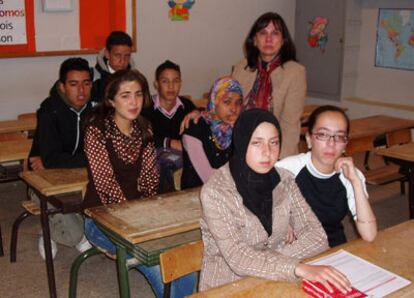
346, 129, 411, 192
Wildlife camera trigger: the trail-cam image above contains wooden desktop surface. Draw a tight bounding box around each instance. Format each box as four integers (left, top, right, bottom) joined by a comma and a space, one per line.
19, 168, 88, 197
85, 187, 201, 245
0, 118, 37, 134
0, 139, 32, 163
191, 220, 414, 298
376, 142, 414, 162
348, 115, 414, 139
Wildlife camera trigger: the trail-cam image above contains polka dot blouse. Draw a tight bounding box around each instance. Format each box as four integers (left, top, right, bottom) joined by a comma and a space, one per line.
84, 116, 159, 205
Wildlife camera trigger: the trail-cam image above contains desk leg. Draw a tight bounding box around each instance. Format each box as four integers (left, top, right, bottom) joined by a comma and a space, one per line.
408, 167, 414, 219
40, 198, 57, 298
0, 225, 4, 256
116, 245, 130, 298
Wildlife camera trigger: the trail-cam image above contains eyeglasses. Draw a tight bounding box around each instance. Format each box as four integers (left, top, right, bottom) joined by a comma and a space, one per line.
311, 132, 349, 143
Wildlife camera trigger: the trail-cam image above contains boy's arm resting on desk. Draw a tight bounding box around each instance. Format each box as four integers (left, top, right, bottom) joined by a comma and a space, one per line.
37, 112, 86, 168
29, 156, 45, 171
84, 125, 127, 204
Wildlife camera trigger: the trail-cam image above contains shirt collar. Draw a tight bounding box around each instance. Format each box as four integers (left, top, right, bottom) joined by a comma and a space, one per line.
152, 94, 184, 119
305, 151, 337, 179
107, 61, 116, 74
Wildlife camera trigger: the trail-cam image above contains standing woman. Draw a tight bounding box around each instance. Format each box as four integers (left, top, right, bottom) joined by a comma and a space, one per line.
181, 76, 243, 189
83, 69, 195, 298
232, 12, 306, 158
277, 105, 377, 247
199, 109, 351, 294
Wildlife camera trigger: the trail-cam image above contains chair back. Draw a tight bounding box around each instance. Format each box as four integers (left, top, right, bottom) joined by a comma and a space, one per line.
345, 135, 375, 157
386, 128, 412, 147
17, 112, 36, 120
160, 240, 203, 284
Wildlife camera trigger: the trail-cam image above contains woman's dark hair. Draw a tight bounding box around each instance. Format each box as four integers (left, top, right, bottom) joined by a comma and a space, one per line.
87, 69, 153, 144
307, 105, 350, 135
244, 12, 297, 70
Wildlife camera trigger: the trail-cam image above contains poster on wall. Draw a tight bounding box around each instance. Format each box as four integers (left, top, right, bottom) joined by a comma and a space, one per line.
168, 0, 195, 21
307, 16, 329, 53
0, 0, 27, 45
375, 8, 414, 71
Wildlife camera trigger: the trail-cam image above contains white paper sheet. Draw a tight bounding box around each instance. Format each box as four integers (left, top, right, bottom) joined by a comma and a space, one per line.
308, 249, 411, 298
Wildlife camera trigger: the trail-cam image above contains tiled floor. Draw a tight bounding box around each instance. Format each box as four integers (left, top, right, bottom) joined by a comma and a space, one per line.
0, 159, 410, 297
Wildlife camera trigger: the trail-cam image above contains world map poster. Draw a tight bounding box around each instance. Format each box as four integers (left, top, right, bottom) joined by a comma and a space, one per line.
375, 8, 414, 71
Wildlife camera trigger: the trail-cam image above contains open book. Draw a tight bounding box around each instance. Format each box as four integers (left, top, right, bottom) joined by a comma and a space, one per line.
302, 249, 411, 298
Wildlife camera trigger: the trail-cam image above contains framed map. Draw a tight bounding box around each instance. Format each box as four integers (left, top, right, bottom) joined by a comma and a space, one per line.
375, 8, 414, 71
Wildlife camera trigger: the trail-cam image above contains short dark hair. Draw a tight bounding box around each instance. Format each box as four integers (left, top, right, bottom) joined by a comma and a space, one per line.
244, 12, 296, 69
105, 31, 133, 51
155, 60, 181, 81
307, 105, 350, 135
59, 57, 91, 83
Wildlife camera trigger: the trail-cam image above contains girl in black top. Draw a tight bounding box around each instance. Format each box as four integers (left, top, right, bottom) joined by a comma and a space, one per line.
277, 105, 377, 247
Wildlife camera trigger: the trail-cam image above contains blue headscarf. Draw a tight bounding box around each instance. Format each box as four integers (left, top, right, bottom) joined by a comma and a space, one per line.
202, 76, 243, 150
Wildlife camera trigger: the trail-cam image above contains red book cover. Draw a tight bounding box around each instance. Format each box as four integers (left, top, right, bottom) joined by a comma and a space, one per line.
302, 280, 367, 298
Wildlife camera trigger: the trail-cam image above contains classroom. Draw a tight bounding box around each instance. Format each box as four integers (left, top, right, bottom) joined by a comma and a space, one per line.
1, 0, 414, 297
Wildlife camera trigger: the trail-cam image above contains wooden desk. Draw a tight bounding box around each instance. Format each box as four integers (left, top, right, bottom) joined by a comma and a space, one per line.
0, 118, 37, 134
377, 143, 414, 219
19, 168, 87, 298
348, 115, 414, 140
0, 139, 32, 162
0, 139, 32, 163
191, 220, 414, 298
0, 139, 32, 182
84, 187, 202, 297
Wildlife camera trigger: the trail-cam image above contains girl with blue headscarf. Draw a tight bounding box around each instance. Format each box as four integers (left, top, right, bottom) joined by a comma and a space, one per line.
181, 76, 243, 189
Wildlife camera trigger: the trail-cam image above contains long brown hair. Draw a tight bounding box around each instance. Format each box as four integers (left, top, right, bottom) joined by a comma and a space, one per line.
87, 69, 153, 145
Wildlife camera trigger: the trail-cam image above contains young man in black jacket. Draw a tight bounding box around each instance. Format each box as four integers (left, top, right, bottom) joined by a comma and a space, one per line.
29, 57, 94, 170
29, 57, 94, 258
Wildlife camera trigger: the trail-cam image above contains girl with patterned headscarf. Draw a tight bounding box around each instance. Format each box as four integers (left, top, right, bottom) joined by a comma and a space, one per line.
181, 76, 243, 189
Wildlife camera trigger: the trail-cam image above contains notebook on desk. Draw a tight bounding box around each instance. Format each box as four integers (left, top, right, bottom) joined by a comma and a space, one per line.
304, 249, 411, 298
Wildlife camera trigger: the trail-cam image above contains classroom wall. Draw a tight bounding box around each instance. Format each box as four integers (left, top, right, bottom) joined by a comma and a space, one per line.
308, 0, 414, 120
0, 0, 295, 121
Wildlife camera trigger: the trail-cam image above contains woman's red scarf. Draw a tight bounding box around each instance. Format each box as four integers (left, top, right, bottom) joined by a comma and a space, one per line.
245, 56, 281, 111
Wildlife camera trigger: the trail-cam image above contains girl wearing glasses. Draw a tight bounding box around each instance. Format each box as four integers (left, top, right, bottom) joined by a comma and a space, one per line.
277, 105, 377, 247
